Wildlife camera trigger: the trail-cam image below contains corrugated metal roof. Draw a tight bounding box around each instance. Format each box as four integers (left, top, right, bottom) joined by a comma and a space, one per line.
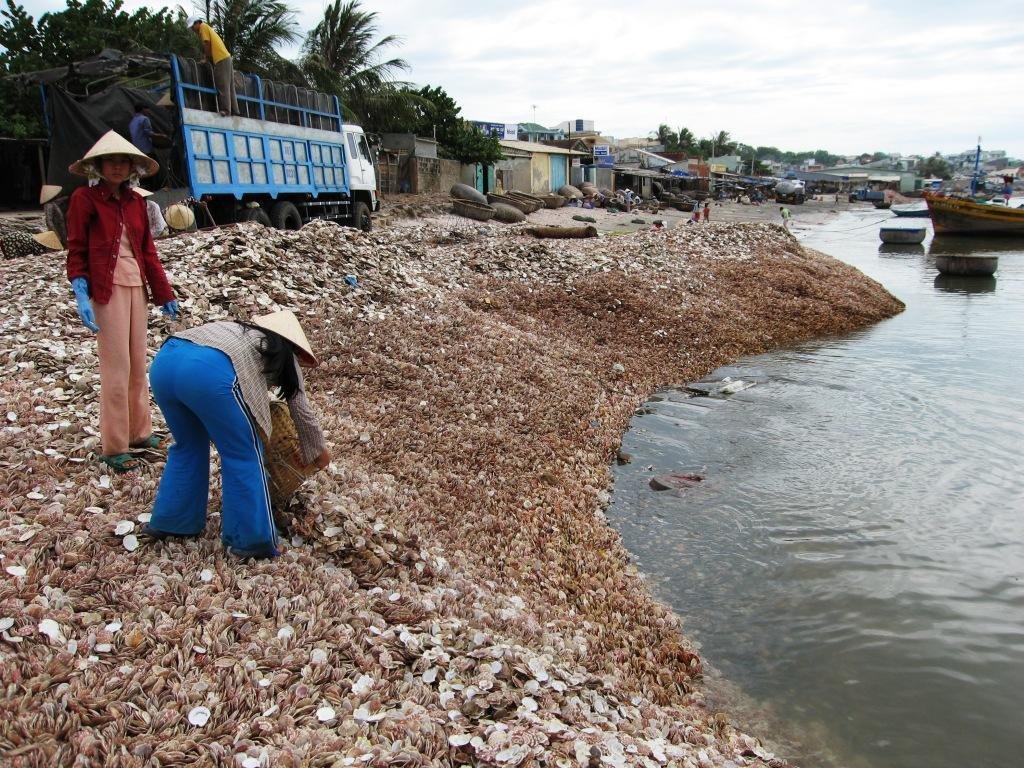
499, 139, 587, 156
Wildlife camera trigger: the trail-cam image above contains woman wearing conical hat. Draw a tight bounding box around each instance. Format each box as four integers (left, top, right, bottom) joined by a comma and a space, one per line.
65, 130, 179, 473
145, 310, 330, 558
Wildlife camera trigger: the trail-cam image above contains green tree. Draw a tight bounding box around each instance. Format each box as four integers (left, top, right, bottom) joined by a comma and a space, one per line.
677, 126, 695, 154
375, 84, 459, 144
652, 123, 677, 150
442, 123, 502, 165
202, 0, 298, 78
918, 152, 951, 179
0, 0, 193, 137
299, 0, 416, 130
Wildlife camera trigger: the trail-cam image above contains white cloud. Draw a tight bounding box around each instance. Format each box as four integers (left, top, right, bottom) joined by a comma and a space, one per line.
16, 0, 1024, 156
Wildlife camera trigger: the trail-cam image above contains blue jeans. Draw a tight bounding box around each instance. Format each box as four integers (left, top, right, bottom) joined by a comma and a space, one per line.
149, 337, 278, 556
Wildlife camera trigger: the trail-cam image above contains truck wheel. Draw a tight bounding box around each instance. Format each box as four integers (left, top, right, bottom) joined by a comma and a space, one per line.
351, 201, 371, 232
270, 201, 302, 230
239, 206, 271, 226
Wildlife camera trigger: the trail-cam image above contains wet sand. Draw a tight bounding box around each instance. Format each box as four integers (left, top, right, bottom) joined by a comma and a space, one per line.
0, 216, 902, 766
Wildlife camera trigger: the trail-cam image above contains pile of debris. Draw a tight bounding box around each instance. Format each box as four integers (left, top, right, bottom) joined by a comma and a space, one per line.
0, 219, 902, 766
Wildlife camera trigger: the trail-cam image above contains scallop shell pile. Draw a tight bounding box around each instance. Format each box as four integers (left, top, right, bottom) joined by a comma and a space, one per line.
0, 218, 902, 766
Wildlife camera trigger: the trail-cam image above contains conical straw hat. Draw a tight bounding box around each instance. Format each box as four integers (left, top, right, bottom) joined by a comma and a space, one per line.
39, 184, 63, 204
252, 310, 319, 367
68, 130, 159, 178
33, 230, 64, 250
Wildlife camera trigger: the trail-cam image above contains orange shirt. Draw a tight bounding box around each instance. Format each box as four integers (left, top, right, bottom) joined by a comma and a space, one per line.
112, 228, 142, 287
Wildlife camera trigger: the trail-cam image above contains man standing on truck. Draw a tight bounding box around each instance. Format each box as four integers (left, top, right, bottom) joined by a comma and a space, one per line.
187, 15, 239, 117
128, 104, 168, 172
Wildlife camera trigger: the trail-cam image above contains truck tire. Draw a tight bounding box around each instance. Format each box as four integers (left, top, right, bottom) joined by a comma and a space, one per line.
351, 201, 371, 232
270, 200, 302, 230
239, 206, 272, 226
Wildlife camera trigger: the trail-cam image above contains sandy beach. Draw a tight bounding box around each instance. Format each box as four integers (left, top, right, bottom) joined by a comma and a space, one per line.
0, 208, 902, 766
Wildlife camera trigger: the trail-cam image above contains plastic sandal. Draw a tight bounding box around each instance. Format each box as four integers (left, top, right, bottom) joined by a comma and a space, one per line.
228, 546, 279, 560
139, 524, 200, 540
99, 453, 139, 473
130, 435, 162, 450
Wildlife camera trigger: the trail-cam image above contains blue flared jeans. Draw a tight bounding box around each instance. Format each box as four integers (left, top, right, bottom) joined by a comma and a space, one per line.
149, 337, 278, 556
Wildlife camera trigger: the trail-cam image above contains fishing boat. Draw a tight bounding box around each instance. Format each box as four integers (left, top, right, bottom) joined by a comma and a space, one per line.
924, 194, 1024, 235
891, 203, 930, 218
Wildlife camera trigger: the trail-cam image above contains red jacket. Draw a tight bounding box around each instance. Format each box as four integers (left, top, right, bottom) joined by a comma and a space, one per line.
65, 184, 175, 306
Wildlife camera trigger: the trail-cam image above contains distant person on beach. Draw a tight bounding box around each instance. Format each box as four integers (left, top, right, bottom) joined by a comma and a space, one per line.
702, 201, 710, 222
779, 206, 791, 230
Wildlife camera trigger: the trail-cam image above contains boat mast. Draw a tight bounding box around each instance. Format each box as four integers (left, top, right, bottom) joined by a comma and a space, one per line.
970, 136, 981, 196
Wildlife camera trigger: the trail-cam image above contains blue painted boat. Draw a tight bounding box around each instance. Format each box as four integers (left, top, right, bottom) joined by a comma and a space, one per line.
891, 203, 929, 218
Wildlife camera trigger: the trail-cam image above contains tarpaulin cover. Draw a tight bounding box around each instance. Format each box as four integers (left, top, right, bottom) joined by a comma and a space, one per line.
44, 85, 174, 193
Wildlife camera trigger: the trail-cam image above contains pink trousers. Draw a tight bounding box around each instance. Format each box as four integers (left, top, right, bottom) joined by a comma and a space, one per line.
93, 284, 152, 455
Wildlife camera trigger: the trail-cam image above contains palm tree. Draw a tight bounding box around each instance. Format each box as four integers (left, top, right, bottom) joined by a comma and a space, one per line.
712, 130, 735, 156
202, 0, 299, 77
299, 0, 413, 128
653, 123, 677, 150
677, 127, 696, 155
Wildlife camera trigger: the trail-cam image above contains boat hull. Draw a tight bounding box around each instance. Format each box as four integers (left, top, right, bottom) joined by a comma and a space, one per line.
891, 205, 929, 218
925, 194, 1024, 235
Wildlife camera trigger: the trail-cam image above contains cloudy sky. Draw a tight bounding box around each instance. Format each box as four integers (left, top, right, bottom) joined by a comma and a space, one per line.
18, 0, 1024, 158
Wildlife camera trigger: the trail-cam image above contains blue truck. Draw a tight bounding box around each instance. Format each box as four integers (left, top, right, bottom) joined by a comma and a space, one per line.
39, 51, 378, 231
848, 188, 886, 203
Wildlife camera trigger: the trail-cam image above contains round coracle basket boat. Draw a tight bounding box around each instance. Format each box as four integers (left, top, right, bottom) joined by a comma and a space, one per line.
540, 193, 566, 208
451, 198, 495, 221
486, 193, 532, 214
934, 254, 998, 277
507, 191, 546, 212
879, 226, 926, 244
491, 202, 526, 223
449, 183, 487, 205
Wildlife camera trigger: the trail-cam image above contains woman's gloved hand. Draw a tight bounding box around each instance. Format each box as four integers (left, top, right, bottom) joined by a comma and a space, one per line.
161, 300, 180, 320
70, 277, 99, 333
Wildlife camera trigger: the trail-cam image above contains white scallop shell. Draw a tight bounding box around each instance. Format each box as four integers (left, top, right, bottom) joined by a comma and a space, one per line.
187, 705, 211, 726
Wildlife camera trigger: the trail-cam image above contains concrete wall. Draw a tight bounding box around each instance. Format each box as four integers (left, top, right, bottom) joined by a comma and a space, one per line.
495, 157, 531, 192
411, 157, 461, 193
530, 154, 551, 194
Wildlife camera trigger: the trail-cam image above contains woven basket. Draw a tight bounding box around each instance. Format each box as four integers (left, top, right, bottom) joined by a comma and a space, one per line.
264, 399, 319, 509
486, 192, 531, 214
451, 198, 495, 221
506, 191, 545, 212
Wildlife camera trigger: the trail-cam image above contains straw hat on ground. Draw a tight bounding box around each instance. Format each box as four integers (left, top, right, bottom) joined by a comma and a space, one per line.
252, 310, 319, 367
32, 230, 64, 250
68, 130, 159, 178
39, 185, 63, 205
